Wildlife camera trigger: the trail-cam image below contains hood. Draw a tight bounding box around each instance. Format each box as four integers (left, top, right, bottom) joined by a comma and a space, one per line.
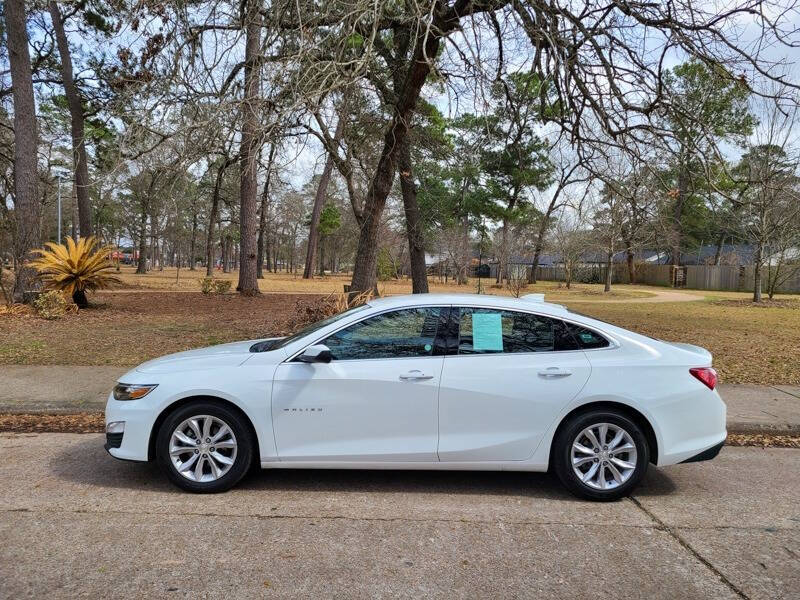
135, 339, 268, 374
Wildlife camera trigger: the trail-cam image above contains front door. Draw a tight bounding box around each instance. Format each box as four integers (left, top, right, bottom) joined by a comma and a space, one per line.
438, 307, 592, 461
272, 306, 448, 462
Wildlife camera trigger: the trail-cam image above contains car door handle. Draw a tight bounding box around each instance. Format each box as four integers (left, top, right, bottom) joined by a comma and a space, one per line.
538, 367, 572, 378
399, 370, 434, 381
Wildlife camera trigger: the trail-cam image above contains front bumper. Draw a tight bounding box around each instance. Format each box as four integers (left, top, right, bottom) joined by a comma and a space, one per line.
104, 393, 157, 462
104, 431, 124, 450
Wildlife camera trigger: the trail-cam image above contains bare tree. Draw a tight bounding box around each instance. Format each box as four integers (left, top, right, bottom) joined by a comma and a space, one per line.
552, 207, 589, 290
734, 94, 800, 302
529, 141, 591, 283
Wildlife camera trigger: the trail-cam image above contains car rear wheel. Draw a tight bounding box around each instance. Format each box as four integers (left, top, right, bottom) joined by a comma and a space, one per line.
156, 402, 253, 493
553, 409, 649, 501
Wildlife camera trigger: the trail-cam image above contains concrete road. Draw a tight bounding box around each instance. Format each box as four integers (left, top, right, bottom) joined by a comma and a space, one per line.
0, 434, 798, 600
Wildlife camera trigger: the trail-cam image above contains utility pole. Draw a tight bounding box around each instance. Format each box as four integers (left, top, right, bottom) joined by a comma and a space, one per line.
57, 174, 62, 245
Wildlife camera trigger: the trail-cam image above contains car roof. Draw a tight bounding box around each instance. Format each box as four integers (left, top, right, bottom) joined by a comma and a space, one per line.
367, 293, 570, 316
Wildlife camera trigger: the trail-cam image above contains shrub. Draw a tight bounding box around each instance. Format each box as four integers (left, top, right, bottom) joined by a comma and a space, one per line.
285, 289, 376, 333
33, 290, 73, 320
507, 273, 528, 298
199, 277, 232, 294
376, 248, 396, 281
199, 277, 215, 294
30, 237, 120, 308
213, 279, 232, 294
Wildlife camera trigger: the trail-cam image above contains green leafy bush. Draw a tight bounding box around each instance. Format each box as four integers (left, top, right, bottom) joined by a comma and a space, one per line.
33, 290, 70, 319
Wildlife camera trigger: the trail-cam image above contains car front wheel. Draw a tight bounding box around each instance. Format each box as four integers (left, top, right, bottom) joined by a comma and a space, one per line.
156, 402, 253, 493
553, 409, 649, 501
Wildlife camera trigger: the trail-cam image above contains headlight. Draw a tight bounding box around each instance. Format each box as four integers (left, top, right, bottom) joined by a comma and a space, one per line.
113, 383, 158, 401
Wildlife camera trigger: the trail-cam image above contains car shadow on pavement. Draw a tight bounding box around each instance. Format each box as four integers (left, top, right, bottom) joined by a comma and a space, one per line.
51, 435, 677, 499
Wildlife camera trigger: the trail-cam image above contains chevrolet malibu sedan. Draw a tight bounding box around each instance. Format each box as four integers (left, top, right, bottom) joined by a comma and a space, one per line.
104, 293, 726, 500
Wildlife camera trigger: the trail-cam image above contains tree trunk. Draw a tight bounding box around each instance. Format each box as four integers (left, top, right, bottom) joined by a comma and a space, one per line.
7, 0, 41, 301
206, 160, 228, 276
397, 138, 429, 293
672, 152, 688, 270
257, 144, 276, 279
349, 24, 443, 296
135, 209, 148, 273
529, 207, 554, 284
48, 1, 92, 238
713, 232, 725, 265
72, 289, 88, 309
189, 206, 198, 270
753, 241, 763, 302
626, 245, 636, 284
236, 0, 262, 295
222, 235, 231, 273
149, 214, 157, 271
265, 233, 272, 272
604, 250, 613, 293
497, 217, 509, 285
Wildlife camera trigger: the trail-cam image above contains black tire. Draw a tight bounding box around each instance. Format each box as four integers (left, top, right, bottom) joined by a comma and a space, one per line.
552, 409, 649, 501
156, 401, 254, 493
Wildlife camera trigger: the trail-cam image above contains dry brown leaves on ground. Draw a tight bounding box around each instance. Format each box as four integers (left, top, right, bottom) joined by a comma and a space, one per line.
0, 412, 104, 433
711, 298, 800, 309
726, 433, 800, 448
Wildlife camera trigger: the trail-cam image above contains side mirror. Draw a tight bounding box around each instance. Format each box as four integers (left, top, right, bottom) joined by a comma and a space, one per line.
296, 344, 332, 364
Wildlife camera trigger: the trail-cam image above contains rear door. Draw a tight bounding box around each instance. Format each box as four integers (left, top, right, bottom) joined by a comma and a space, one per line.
437, 307, 592, 462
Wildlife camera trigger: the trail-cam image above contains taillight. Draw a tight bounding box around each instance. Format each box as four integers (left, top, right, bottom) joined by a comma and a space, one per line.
690, 367, 717, 390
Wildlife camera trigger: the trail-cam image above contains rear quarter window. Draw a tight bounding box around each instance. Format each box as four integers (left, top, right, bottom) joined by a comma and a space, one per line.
566, 322, 611, 349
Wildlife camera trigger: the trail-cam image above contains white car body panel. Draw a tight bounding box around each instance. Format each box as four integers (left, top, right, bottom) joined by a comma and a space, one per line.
437, 350, 591, 461
272, 356, 442, 461
105, 293, 727, 473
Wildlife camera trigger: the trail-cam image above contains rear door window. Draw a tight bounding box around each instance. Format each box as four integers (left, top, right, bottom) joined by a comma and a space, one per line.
454, 308, 581, 354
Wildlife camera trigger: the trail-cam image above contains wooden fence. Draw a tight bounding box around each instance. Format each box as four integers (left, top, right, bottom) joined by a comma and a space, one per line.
533, 263, 800, 293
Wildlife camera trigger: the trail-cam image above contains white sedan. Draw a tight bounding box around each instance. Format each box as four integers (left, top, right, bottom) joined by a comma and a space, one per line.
104, 293, 726, 500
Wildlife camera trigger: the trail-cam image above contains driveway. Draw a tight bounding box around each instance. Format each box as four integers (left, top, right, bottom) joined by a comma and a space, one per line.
0, 433, 797, 599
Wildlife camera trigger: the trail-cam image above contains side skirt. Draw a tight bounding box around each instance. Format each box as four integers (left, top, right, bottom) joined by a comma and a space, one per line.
260, 460, 548, 472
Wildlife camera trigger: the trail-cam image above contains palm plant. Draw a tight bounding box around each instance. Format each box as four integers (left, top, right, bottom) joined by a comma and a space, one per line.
31, 237, 121, 308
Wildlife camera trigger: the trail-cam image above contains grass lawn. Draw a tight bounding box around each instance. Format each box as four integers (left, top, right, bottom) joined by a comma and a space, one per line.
115, 265, 657, 300
569, 299, 800, 385
2, 268, 799, 384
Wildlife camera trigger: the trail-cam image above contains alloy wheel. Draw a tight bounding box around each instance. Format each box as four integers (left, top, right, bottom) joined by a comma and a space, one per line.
571, 422, 638, 490
169, 414, 238, 482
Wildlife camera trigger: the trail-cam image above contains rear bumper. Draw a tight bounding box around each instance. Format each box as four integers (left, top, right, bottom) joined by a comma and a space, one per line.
652, 387, 727, 466
679, 439, 725, 463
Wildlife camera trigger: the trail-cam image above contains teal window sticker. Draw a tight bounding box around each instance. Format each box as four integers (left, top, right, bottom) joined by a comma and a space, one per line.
472, 312, 503, 351
579, 332, 594, 343
424, 343, 432, 352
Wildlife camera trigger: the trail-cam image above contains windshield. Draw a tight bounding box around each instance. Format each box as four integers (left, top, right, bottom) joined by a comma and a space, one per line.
270, 304, 370, 350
